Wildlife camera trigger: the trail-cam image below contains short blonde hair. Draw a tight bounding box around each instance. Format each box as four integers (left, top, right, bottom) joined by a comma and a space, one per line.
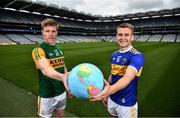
116, 23, 134, 33
41, 18, 59, 30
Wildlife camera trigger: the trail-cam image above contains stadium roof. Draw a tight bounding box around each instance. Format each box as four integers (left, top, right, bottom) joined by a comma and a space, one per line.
103, 8, 180, 21
0, 0, 180, 21
0, 0, 99, 21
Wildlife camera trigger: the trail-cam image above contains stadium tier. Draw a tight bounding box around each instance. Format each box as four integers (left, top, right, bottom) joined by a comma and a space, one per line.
148, 34, 163, 42
176, 34, 180, 42
161, 34, 176, 42
136, 35, 151, 42
0, 0, 180, 44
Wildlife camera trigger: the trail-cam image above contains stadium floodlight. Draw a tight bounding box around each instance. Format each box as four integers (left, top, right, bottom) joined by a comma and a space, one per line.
4, 7, 16, 11
32, 11, 40, 15
44, 13, 51, 16
19, 9, 29, 13
85, 20, 93, 22
113, 19, 121, 21
53, 15, 60, 18
76, 19, 83, 21
174, 14, 180, 16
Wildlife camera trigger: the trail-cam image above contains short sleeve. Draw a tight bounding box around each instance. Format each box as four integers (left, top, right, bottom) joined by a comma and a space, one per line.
129, 54, 144, 73
32, 47, 45, 67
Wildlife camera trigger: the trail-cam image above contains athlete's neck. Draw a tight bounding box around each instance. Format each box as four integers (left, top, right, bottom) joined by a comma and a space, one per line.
119, 45, 132, 52
44, 41, 55, 45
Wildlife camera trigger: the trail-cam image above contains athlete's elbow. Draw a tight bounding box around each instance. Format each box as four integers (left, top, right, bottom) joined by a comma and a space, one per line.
41, 68, 51, 77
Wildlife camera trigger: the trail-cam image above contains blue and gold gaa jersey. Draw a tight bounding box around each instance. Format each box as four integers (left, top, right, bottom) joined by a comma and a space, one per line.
110, 46, 144, 106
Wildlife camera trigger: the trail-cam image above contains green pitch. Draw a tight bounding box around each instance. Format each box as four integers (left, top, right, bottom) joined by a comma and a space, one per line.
0, 42, 180, 117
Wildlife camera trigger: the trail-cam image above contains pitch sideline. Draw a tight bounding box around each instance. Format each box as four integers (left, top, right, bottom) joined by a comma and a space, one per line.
0, 77, 78, 117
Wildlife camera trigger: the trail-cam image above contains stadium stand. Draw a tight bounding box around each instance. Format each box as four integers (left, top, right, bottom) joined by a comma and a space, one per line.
136, 35, 151, 42
134, 35, 140, 41
0, 0, 180, 45
0, 34, 16, 45
176, 34, 180, 42
5, 34, 33, 44
161, 34, 176, 42
148, 34, 163, 42
23, 34, 43, 44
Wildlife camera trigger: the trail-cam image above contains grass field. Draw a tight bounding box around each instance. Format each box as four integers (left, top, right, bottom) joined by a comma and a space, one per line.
0, 42, 180, 117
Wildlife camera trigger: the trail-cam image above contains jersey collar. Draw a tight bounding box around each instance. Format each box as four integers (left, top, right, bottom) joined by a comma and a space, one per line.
119, 45, 133, 53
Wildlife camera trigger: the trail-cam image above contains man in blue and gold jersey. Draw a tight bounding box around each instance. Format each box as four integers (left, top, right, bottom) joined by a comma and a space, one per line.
92, 23, 144, 118
32, 18, 69, 118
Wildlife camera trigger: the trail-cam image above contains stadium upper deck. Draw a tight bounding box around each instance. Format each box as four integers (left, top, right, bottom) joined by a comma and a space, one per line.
1, 0, 180, 21
0, 0, 180, 44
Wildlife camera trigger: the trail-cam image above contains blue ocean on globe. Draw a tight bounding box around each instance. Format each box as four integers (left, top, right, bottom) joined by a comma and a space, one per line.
68, 63, 104, 99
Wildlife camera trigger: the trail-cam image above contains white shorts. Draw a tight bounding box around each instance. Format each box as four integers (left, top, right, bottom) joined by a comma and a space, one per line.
107, 97, 138, 118
38, 92, 67, 118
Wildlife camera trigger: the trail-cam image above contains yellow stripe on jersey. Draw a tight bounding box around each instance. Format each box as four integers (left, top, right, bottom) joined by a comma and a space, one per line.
136, 67, 143, 77
32, 47, 45, 68
111, 64, 143, 77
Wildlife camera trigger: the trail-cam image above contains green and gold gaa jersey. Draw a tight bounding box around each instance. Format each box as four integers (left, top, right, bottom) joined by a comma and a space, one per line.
32, 42, 65, 98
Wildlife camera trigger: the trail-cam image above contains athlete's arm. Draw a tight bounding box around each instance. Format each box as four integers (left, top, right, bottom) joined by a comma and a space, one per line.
91, 66, 137, 101
37, 58, 69, 92
108, 74, 112, 83
64, 65, 68, 73
109, 66, 137, 94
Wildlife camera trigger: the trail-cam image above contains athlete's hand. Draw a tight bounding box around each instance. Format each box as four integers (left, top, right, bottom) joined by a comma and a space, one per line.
68, 92, 73, 99
90, 79, 110, 101
102, 98, 108, 107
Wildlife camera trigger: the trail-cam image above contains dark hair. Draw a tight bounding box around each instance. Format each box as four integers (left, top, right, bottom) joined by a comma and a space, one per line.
116, 23, 134, 33
41, 18, 59, 30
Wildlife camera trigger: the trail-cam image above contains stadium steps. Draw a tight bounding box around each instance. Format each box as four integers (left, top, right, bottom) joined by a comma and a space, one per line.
146, 34, 152, 42
174, 34, 178, 42
159, 34, 164, 42
3, 34, 19, 44
134, 35, 140, 41
21, 35, 37, 44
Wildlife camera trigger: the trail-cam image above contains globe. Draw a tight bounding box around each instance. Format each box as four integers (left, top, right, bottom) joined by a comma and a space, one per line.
68, 63, 104, 99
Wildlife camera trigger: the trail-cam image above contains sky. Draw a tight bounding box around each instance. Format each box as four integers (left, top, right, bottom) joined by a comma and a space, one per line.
34, 0, 180, 16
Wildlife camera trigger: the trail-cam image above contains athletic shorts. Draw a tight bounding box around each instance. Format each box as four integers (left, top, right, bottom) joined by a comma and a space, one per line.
38, 92, 66, 118
107, 97, 138, 118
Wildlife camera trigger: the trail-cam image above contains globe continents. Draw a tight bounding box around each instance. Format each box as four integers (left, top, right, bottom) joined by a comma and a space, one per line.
68, 63, 104, 99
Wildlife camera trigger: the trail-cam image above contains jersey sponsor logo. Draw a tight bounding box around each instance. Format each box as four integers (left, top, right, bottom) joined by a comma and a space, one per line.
111, 64, 143, 77
49, 57, 64, 69
111, 64, 127, 75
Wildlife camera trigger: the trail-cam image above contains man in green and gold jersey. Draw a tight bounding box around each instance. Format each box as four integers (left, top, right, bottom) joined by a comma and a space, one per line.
32, 18, 69, 118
